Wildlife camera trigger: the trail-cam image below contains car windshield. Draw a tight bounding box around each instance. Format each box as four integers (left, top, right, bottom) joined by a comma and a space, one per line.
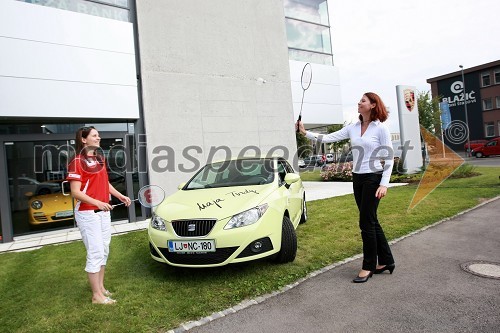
184, 159, 275, 190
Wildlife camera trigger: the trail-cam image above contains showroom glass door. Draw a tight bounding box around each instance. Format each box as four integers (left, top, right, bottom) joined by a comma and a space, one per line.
6, 139, 75, 236
5, 135, 133, 237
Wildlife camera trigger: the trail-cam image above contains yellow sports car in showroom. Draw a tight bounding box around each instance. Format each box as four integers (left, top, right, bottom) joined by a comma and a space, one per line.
28, 193, 74, 225
148, 157, 307, 268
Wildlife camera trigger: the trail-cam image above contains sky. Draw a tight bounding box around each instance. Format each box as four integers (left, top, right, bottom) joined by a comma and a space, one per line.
329, 0, 500, 130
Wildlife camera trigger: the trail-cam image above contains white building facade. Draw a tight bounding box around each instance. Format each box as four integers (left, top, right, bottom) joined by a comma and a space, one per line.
0, 0, 323, 243
284, 0, 343, 129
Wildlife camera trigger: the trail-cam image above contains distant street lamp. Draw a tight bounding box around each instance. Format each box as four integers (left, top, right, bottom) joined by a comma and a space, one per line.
459, 65, 471, 157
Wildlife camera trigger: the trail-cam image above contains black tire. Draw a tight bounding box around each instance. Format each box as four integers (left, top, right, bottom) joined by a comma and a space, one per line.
273, 216, 297, 263
475, 152, 483, 158
299, 195, 307, 224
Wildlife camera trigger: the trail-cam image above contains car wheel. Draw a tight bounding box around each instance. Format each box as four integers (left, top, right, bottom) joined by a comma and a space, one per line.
273, 216, 297, 263
299, 196, 307, 224
475, 152, 483, 158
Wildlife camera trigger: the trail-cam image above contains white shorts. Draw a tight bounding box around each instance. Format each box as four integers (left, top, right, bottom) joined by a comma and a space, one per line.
75, 210, 112, 273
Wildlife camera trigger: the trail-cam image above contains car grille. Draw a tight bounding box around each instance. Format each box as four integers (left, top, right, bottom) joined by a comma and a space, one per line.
156, 246, 238, 265
33, 213, 48, 222
171, 219, 217, 237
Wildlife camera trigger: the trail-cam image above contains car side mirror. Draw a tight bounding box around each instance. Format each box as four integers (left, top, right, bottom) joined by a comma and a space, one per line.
284, 173, 300, 188
177, 182, 186, 190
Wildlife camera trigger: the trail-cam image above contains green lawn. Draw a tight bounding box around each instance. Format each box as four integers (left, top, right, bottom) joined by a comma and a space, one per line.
1, 167, 499, 333
298, 168, 322, 181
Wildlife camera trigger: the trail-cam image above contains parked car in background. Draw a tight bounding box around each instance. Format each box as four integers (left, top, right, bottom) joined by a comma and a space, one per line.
9, 177, 61, 196
302, 155, 325, 167
471, 137, 500, 158
28, 192, 74, 225
338, 151, 353, 162
298, 159, 305, 168
464, 140, 488, 153
148, 157, 306, 267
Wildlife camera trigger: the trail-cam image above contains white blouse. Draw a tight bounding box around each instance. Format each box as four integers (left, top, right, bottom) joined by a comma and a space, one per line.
305, 120, 394, 186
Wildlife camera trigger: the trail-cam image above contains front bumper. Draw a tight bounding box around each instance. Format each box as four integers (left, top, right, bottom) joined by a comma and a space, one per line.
148, 209, 283, 267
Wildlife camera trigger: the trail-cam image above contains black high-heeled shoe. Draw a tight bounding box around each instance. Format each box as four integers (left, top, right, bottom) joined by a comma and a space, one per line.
374, 263, 395, 274
352, 271, 373, 283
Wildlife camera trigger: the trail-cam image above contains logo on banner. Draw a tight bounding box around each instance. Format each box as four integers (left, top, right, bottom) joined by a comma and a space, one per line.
403, 89, 415, 112
450, 81, 464, 94
442, 80, 476, 107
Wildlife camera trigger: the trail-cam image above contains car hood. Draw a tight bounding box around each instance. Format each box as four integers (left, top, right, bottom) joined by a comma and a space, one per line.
155, 183, 276, 221
29, 193, 74, 209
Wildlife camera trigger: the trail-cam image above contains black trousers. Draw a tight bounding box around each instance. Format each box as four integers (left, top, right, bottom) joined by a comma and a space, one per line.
352, 173, 394, 271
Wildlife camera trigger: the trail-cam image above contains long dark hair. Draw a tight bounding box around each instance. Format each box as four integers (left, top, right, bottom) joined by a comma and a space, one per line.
359, 92, 388, 122
75, 126, 95, 157
74, 126, 103, 162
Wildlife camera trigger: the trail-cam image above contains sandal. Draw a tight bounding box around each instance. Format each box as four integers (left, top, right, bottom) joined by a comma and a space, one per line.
92, 297, 116, 305
103, 290, 113, 297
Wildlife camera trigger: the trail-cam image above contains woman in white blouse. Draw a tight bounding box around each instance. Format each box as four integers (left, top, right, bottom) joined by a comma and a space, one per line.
296, 92, 395, 283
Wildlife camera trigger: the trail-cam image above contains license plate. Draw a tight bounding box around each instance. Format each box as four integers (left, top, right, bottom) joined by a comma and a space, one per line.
55, 210, 73, 218
168, 240, 216, 253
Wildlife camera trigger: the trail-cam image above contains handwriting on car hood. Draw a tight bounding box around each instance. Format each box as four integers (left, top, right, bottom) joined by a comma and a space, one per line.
155, 185, 275, 220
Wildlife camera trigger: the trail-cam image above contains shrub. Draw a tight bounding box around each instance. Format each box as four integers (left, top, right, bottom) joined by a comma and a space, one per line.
320, 161, 353, 181
450, 163, 480, 179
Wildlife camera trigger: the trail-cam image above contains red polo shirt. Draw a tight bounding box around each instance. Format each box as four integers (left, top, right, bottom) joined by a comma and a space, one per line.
67, 154, 110, 211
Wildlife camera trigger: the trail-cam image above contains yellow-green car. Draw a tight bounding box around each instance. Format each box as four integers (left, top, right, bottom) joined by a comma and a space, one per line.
148, 157, 307, 267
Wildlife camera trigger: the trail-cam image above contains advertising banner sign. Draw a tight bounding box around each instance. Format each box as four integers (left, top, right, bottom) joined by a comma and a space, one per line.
439, 102, 451, 130
396, 85, 423, 174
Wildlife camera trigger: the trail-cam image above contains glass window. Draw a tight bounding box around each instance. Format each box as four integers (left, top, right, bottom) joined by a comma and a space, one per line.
17, 0, 130, 22
277, 161, 287, 185
481, 72, 491, 87
482, 98, 492, 111
98, 0, 128, 7
288, 48, 333, 65
285, 19, 332, 54
6, 140, 74, 236
0, 122, 130, 135
485, 122, 494, 137
284, 0, 329, 25
495, 69, 500, 84
184, 159, 274, 190
496, 96, 500, 108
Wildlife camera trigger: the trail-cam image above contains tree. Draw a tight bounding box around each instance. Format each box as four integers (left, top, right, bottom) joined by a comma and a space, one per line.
417, 91, 441, 134
327, 123, 350, 159
296, 132, 312, 159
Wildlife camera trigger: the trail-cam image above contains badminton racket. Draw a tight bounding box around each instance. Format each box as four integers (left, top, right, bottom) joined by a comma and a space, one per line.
297, 62, 312, 132
94, 185, 165, 212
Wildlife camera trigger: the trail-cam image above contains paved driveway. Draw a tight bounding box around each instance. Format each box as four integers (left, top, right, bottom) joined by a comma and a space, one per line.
185, 198, 500, 333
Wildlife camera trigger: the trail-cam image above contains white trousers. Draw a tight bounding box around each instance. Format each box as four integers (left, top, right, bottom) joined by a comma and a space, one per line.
75, 210, 111, 273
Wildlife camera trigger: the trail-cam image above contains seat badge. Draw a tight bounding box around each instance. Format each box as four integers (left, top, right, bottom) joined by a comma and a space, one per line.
188, 224, 196, 232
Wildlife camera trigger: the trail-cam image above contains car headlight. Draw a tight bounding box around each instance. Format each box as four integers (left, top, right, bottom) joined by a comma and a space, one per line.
31, 200, 43, 210
224, 204, 268, 230
151, 213, 167, 231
